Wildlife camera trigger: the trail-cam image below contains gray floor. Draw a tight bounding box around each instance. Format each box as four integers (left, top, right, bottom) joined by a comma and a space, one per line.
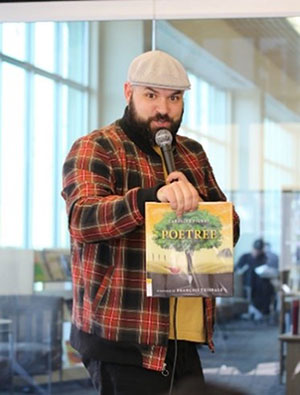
200, 318, 285, 395
0, 318, 285, 394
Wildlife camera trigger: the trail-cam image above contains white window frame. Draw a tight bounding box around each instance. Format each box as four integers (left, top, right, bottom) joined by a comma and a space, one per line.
0, 0, 299, 23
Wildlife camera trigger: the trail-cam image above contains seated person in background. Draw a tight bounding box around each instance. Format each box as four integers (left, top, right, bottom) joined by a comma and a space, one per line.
236, 239, 275, 320
236, 239, 266, 301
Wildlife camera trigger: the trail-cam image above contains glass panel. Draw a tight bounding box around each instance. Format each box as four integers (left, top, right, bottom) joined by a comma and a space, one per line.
0, 16, 299, 393
206, 141, 228, 190
262, 191, 281, 252
33, 22, 55, 72
181, 70, 230, 189
61, 22, 87, 84
183, 73, 199, 129
65, 85, 87, 145
0, 21, 89, 251
2, 23, 26, 61
157, 18, 299, 248
157, 18, 299, 393
0, 19, 90, 392
57, 86, 87, 247
61, 22, 69, 78
264, 119, 295, 168
0, 63, 26, 247
31, 75, 55, 248
264, 163, 293, 190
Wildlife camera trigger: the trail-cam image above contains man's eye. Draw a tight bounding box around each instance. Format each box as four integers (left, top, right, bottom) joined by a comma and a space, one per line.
146, 93, 155, 99
170, 96, 180, 101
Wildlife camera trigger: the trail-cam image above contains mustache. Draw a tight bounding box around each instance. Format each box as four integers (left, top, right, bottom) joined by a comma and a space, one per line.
150, 113, 172, 123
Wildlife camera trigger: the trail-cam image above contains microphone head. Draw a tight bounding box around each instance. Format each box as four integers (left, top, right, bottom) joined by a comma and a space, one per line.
155, 129, 173, 147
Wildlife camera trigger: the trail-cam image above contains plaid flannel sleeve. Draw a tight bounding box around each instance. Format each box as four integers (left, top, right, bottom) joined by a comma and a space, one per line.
61, 137, 144, 243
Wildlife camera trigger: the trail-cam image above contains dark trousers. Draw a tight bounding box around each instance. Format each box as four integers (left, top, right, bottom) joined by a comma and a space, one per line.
83, 340, 204, 395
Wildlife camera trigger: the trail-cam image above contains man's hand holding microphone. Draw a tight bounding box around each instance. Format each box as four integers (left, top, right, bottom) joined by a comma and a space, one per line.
154, 129, 203, 217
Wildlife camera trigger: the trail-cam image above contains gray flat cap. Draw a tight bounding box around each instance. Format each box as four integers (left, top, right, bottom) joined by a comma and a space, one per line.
128, 50, 191, 91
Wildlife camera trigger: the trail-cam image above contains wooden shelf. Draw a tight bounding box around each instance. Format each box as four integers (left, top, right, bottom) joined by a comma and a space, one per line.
279, 334, 300, 342
279, 333, 300, 395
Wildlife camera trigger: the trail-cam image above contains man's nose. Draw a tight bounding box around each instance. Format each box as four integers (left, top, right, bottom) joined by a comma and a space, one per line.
156, 98, 169, 114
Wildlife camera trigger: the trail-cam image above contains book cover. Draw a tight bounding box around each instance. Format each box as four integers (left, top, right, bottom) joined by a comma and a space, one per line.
34, 250, 51, 282
298, 299, 300, 335
292, 299, 299, 335
63, 340, 82, 366
145, 202, 234, 297
41, 249, 71, 282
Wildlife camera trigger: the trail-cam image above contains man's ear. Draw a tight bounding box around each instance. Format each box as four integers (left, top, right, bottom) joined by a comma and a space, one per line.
124, 82, 133, 104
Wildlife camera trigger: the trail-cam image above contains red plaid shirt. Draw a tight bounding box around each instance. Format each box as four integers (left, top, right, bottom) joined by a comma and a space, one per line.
62, 119, 240, 371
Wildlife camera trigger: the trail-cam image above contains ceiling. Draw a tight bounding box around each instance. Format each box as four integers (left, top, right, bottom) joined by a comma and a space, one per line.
227, 18, 300, 86
169, 17, 300, 115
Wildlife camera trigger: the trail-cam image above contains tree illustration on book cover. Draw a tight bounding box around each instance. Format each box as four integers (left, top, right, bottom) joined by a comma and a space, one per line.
153, 210, 223, 282
145, 202, 234, 297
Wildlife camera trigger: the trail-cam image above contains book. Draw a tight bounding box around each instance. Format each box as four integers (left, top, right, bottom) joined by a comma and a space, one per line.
145, 202, 234, 297
34, 249, 71, 282
64, 340, 82, 366
291, 299, 299, 335
298, 299, 300, 335
34, 249, 53, 282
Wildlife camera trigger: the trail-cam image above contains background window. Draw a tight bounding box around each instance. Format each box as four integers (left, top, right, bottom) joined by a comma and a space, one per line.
181, 72, 232, 191
0, 21, 90, 249
264, 118, 297, 190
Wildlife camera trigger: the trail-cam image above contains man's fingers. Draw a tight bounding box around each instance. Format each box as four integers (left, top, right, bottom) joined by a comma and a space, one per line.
166, 171, 188, 184
171, 182, 185, 217
156, 180, 200, 217
188, 182, 201, 211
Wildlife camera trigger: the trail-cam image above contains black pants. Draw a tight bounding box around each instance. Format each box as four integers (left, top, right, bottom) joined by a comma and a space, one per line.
83, 340, 204, 395
251, 275, 275, 315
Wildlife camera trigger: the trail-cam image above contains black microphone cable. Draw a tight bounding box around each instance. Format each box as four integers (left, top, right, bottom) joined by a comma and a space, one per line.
168, 297, 178, 395
155, 129, 178, 395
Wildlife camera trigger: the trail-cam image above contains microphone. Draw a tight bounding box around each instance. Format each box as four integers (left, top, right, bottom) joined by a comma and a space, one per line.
155, 129, 175, 174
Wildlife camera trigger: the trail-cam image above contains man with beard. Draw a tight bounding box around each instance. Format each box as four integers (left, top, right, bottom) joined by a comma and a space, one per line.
62, 50, 240, 395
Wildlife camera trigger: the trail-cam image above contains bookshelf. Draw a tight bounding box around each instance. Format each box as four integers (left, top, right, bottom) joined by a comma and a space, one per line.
279, 331, 300, 395
33, 249, 84, 374
279, 190, 300, 391
279, 290, 300, 384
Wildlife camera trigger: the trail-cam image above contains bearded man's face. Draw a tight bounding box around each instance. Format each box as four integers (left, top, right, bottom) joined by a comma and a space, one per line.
125, 84, 184, 142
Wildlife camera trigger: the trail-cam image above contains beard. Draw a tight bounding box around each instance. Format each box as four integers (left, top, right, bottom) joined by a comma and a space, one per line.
127, 96, 183, 146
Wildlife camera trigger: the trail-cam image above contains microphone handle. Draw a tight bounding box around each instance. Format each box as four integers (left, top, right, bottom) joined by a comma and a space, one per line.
161, 145, 176, 174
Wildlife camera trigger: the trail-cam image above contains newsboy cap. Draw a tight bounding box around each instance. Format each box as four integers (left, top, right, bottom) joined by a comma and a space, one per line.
128, 50, 191, 90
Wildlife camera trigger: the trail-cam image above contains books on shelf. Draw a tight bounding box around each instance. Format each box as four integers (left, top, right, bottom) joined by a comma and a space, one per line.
63, 340, 82, 366
292, 298, 300, 335
283, 295, 300, 335
34, 249, 71, 282
145, 201, 234, 297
